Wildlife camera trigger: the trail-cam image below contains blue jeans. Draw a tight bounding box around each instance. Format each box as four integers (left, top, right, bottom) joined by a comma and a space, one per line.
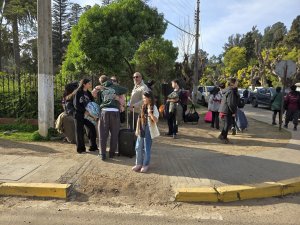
135, 125, 152, 166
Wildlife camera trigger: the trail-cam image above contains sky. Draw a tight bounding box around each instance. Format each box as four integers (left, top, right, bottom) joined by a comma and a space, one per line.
72, 0, 300, 59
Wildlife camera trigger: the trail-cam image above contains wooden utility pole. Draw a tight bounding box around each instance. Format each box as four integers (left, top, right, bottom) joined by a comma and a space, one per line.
37, 0, 54, 137
192, 0, 200, 104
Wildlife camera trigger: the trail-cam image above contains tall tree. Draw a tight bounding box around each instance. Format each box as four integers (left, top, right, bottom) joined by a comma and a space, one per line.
52, 0, 70, 72
3, 0, 36, 92
224, 46, 247, 76
223, 34, 242, 52
284, 15, 300, 49
262, 22, 287, 49
68, 3, 82, 28
61, 0, 167, 79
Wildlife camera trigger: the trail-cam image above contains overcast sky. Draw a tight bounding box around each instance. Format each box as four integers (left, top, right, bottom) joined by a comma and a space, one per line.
72, 0, 300, 59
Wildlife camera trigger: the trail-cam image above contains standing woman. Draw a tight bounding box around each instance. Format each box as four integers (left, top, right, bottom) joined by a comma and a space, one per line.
73, 79, 98, 153
208, 86, 221, 129
132, 91, 160, 173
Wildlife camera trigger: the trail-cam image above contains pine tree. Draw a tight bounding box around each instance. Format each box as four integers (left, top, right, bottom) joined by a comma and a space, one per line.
68, 3, 82, 28
284, 15, 300, 49
52, 0, 69, 72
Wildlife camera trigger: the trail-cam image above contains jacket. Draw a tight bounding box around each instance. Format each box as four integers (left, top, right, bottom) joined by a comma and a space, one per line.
208, 92, 222, 112
219, 87, 239, 114
285, 91, 300, 112
73, 89, 94, 119
271, 92, 283, 111
130, 81, 149, 113
97, 81, 128, 110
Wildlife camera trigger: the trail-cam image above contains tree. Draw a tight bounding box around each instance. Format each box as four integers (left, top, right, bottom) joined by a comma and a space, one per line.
262, 22, 287, 49
52, 0, 70, 72
68, 3, 83, 28
223, 34, 242, 52
3, 0, 36, 93
61, 0, 167, 80
224, 46, 247, 76
133, 37, 178, 82
284, 15, 300, 49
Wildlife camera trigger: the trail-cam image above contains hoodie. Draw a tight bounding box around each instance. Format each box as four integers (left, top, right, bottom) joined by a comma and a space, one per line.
219, 87, 239, 114
97, 81, 128, 110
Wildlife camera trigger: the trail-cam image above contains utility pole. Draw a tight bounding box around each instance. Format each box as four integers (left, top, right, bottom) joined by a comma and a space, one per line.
37, 0, 54, 137
192, 0, 200, 104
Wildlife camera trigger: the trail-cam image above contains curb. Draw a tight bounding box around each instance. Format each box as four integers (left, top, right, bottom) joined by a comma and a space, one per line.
0, 183, 71, 199
175, 177, 300, 203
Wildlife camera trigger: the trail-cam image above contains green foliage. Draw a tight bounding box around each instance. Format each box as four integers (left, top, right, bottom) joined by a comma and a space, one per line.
262, 22, 287, 49
61, 0, 167, 79
284, 15, 300, 49
224, 46, 247, 76
133, 37, 178, 81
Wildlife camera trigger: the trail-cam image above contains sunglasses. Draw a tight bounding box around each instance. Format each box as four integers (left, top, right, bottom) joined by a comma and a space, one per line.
111, 79, 117, 82
133, 76, 140, 79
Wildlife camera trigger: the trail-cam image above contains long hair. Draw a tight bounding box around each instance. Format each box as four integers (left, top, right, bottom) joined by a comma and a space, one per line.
67, 78, 90, 100
140, 91, 154, 125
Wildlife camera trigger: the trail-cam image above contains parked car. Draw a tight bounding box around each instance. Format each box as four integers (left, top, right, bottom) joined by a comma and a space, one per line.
197, 86, 214, 106
249, 87, 276, 108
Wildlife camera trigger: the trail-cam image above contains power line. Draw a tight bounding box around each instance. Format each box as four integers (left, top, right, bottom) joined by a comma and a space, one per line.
164, 18, 195, 37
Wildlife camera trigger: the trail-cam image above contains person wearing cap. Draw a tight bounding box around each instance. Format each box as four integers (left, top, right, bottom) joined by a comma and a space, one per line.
129, 72, 149, 130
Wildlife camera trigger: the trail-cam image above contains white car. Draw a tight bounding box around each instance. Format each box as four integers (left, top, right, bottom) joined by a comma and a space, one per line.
197, 86, 214, 106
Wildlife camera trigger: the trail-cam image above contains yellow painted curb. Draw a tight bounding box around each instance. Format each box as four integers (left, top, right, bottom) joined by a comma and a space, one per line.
0, 183, 71, 199
217, 182, 282, 202
278, 177, 300, 195
175, 177, 300, 203
175, 187, 218, 202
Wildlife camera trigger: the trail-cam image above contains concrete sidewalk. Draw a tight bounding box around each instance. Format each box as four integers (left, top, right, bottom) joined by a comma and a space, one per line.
0, 105, 300, 202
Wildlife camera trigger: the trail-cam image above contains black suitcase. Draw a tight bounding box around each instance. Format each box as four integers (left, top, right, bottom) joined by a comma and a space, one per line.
118, 107, 136, 158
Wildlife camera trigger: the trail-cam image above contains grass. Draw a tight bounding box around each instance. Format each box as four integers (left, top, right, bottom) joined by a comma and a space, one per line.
0, 123, 58, 142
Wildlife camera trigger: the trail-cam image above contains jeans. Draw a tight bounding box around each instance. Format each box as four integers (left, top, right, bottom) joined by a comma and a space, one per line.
135, 125, 152, 166
211, 111, 220, 129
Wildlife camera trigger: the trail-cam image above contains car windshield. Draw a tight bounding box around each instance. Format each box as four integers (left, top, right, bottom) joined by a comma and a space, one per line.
206, 86, 214, 92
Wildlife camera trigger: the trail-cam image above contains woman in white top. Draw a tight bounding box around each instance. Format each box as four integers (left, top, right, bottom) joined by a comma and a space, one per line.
132, 91, 160, 173
208, 86, 222, 129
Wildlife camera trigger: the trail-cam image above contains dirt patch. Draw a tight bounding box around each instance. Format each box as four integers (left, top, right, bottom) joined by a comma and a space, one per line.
74, 158, 173, 207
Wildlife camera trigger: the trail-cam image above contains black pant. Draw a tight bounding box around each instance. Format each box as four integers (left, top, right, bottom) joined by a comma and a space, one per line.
129, 112, 139, 131
220, 114, 233, 139
211, 111, 219, 129
167, 112, 178, 135
74, 116, 97, 153
285, 110, 299, 127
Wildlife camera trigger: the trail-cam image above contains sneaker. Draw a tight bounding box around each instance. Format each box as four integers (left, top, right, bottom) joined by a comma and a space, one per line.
89, 146, 99, 152
218, 134, 224, 140
132, 165, 142, 172
173, 134, 177, 139
231, 128, 237, 135
294, 127, 297, 131
224, 138, 230, 144
140, 166, 149, 173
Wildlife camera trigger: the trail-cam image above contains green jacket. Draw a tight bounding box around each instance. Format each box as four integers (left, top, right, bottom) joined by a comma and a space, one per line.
97, 81, 127, 110
271, 92, 283, 111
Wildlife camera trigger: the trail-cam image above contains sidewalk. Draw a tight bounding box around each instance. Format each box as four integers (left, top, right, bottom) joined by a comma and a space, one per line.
0, 105, 300, 202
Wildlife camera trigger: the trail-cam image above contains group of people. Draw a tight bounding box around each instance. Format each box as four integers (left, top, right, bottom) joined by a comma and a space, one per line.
59, 72, 159, 173
271, 84, 300, 131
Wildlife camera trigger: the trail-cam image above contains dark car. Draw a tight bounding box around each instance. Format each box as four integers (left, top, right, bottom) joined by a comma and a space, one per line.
250, 87, 276, 108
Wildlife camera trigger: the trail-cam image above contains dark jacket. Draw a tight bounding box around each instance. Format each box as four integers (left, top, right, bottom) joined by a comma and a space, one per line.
219, 87, 239, 114
271, 92, 283, 111
73, 89, 94, 119
97, 81, 127, 110
285, 91, 300, 112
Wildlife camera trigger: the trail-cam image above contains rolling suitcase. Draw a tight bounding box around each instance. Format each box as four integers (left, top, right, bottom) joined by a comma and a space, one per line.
236, 108, 248, 131
118, 107, 136, 158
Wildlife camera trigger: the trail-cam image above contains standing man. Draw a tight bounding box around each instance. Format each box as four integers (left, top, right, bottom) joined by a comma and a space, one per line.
218, 78, 239, 144
129, 72, 149, 130
94, 75, 127, 160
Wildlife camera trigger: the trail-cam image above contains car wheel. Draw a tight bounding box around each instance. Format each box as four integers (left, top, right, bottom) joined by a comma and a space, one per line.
251, 99, 258, 107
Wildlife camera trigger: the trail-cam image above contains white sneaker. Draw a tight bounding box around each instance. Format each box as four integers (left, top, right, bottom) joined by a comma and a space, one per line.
132, 165, 142, 172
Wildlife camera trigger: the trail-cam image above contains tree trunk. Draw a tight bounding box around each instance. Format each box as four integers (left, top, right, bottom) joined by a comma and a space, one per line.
12, 17, 21, 97
0, 28, 2, 71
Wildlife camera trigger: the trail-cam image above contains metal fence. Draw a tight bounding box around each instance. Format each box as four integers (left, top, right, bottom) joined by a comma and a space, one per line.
0, 73, 99, 119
